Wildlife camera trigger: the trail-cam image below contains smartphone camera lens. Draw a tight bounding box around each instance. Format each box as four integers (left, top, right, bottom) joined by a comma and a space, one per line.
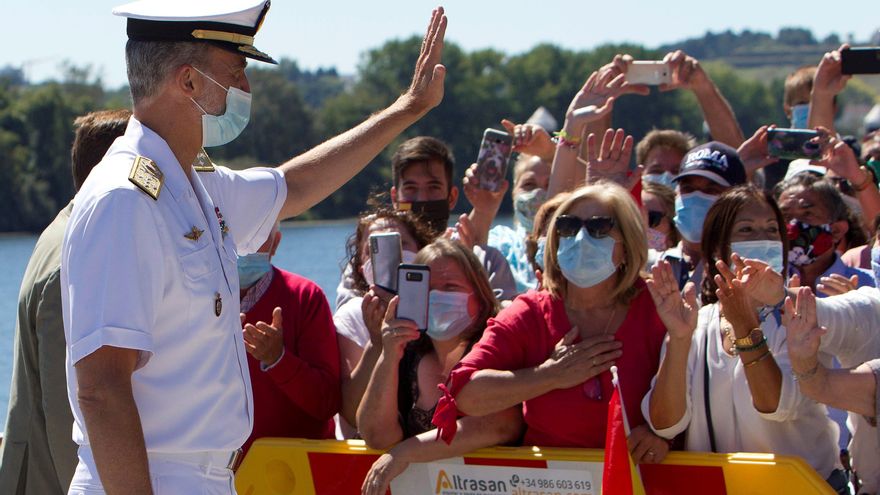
406, 272, 423, 282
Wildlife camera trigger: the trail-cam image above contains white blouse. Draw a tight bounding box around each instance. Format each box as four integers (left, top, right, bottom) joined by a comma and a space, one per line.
641, 303, 841, 478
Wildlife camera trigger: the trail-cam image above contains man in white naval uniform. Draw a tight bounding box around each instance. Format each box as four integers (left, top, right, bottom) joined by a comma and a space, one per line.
61, 1, 448, 494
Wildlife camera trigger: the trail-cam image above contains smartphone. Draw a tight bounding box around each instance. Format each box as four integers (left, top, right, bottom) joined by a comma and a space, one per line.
474, 128, 513, 192
767, 128, 822, 160
626, 61, 672, 85
396, 264, 431, 331
841, 47, 880, 75
369, 232, 402, 293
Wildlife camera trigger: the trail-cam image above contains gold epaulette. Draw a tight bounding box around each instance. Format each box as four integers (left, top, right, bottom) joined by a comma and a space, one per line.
128, 155, 163, 200
193, 149, 215, 172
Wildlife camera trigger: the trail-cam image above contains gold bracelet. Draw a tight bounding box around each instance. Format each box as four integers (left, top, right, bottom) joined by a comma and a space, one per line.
852, 166, 873, 192
743, 349, 772, 368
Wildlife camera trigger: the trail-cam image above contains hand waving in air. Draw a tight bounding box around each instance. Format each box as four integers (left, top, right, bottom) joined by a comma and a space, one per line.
646, 260, 698, 340
583, 128, 641, 189
401, 8, 448, 115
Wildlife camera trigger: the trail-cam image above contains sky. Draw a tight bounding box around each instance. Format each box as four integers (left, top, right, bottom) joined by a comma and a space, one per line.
3, 0, 878, 88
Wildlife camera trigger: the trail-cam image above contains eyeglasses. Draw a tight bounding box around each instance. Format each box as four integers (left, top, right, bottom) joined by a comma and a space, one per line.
555, 215, 615, 238
648, 210, 665, 229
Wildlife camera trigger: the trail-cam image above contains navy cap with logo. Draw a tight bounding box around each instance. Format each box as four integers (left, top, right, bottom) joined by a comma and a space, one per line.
673, 141, 746, 187
113, 0, 277, 64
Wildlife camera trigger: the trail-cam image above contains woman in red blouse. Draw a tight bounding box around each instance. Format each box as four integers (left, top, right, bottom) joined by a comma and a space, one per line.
433, 181, 670, 463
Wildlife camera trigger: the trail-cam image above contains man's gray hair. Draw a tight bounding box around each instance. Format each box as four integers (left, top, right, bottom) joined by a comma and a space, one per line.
126, 40, 212, 104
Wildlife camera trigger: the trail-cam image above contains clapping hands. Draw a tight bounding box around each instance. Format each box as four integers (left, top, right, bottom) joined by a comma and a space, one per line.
646, 260, 698, 340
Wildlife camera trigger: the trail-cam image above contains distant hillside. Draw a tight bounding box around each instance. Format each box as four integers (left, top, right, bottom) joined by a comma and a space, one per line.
658, 27, 879, 69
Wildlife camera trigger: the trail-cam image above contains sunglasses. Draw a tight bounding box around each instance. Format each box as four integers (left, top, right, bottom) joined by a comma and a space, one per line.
648, 210, 665, 229
555, 215, 615, 239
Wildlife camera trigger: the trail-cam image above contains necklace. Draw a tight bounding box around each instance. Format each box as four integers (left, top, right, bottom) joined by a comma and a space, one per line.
719, 318, 738, 356
602, 305, 619, 336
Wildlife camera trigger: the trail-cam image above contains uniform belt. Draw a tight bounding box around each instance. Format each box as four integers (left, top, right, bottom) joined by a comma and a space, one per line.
148, 449, 243, 471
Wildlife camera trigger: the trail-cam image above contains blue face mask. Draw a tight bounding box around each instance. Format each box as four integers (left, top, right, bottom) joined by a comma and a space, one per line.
237, 253, 271, 288
790, 104, 810, 129
426, 290, 474, 341
514, 188, 547, 233
643, 172, 675, 188
730, 240, 785, 274
674, 191, 719, 243
534, 237, 546, 270
556, 227, 618, 288
191, 67, 252, 148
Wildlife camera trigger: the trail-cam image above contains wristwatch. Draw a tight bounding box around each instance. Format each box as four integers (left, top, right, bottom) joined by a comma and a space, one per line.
734, 328, 765, 348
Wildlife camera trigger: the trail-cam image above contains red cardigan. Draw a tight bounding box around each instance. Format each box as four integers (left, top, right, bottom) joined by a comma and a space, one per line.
434, 280, 666, 447
241, 268, 341, 455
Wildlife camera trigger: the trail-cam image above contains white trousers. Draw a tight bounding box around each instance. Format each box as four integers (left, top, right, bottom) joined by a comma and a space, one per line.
67, 446, 236, 495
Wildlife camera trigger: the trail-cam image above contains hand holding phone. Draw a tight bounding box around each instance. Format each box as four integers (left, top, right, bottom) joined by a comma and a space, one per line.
474, 128, 512, 192
396, 264, 431, 331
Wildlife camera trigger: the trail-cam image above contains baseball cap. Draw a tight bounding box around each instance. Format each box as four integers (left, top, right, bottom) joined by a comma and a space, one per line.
673, 141, 746, 187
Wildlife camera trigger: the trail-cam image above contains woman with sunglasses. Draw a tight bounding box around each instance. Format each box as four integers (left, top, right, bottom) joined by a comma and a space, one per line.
643, 185, 847, 493
643, 181, 679, 252
432, 182, 670, 462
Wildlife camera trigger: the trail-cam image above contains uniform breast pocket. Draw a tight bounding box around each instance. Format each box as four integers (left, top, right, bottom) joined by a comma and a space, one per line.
179, 243, 223, 283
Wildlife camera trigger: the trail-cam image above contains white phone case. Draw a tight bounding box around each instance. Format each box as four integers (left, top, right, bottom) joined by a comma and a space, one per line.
626, 61, 671, 85
396, 264, 431, 331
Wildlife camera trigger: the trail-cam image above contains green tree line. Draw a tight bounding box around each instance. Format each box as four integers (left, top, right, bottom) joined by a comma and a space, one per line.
0, 35, 875, 231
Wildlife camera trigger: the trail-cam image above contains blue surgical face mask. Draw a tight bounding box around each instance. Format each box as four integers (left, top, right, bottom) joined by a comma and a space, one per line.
427, 290, 474, 341
730, 240, 785, 274
674, 191, 719, 243
556, 227, 618, 288
190, 67, 252, 148
237, 252, 271, 288
643, 172, 675, 188
790, 104, 810, 129
514, 188, 547, 233
534, 237, 546, 270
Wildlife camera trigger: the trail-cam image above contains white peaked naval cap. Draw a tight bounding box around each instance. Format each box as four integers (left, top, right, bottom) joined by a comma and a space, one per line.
112, 0, 277, 64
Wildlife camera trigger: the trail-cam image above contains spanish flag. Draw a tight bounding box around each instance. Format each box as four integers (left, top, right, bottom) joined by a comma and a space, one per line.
602, 366, 646, 495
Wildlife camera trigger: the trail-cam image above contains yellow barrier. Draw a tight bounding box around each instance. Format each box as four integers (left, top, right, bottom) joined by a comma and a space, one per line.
235, 438, 834, 495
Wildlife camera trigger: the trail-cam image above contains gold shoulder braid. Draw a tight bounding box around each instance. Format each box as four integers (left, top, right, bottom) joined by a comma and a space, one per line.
128, 155, 164, 200
193, 149, 215, 172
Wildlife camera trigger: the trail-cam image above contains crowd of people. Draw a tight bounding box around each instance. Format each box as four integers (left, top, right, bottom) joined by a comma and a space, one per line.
1, 2, 880, 494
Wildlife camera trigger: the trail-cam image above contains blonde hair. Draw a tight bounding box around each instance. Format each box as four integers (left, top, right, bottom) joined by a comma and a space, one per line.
784, 66, 816, 108
641, 181, 680, 247
414, 238, 499, 343
635, 129, 696, 165
543, 182, 647, 304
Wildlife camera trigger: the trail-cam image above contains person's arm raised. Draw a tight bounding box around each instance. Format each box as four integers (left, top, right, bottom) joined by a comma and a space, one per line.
809, 44, 851, 132
661, 51, 744, 147
76, 346, 152, 494
276, 8, 447, 220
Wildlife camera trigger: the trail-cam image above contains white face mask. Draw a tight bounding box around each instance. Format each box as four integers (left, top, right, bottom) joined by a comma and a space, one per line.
790, 104, 810, 129
190, 67, 252, 147
426, 290, 475, 341
643, 172, 675, 188
730, 240, 785, 274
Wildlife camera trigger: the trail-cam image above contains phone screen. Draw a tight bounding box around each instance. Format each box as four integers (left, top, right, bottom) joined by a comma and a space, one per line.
767, 129, 821, 160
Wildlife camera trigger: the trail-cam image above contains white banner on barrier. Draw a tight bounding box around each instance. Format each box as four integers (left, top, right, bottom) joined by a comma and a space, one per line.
416, 462, 596, 495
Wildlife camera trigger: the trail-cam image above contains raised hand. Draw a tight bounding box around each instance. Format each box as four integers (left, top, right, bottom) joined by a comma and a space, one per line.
813, 44, 852, 98
659, 50, 711, 93
782, 287, 826, 374
463, 162, 508, 212
715, 260, 759, 332
817, 273, 859, 297
362, 288, 389, 346
814, 127, 868, 186
242, 306, 284, 367
402, 7, 448, 115
501, 119, 555, 161
583, 128, 640, 188
731, 254, 785, 306
563, 71, 617, 132
646, 260, 698, 340
737, 126, 779, 177
381, 296, 421, 360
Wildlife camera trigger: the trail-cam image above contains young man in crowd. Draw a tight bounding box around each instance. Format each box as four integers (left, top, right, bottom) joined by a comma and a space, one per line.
238, 223, 340, 456
0, 109, 130, 495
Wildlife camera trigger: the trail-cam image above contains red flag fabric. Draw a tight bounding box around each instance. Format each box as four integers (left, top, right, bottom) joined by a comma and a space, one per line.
603, 385, 634, 494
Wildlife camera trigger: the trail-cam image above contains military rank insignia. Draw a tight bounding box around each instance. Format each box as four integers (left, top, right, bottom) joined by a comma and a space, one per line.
215, 207, 229, 238
128, 156, 164, 200
193, 149, 215, 172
